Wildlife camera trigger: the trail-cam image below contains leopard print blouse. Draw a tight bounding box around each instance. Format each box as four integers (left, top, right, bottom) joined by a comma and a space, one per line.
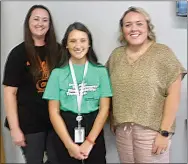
106, 42, 186, 132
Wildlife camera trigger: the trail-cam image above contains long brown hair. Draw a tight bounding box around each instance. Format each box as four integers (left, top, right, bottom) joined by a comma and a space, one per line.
58, 22, 100, 68
24, 5, 59, 80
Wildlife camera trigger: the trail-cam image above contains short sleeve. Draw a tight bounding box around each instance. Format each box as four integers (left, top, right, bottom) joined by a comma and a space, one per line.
43, 69, 60, 100
161, 46, 187, 90
98, 67, 113, 98
3, 48, 24, 87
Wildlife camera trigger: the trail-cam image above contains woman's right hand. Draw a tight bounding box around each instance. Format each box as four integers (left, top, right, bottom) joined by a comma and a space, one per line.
10, 128, 26, 147
67, 142, 85, 160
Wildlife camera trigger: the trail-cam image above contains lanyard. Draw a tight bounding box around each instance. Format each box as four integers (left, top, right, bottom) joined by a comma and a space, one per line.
69, 59, 88, 115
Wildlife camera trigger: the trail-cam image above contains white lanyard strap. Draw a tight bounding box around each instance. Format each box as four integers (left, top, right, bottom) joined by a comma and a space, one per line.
69, 60, 88, 115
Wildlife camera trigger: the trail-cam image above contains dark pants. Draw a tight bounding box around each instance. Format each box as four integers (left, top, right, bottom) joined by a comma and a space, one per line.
52, 110, 106, 164
21, 130, 59, 164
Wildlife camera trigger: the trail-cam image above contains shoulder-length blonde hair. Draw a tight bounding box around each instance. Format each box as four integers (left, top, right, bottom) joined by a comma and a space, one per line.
119, 6, 156, 45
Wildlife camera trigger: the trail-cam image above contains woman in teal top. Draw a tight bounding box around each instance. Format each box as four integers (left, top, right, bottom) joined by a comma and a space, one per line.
43, 22, 112, 164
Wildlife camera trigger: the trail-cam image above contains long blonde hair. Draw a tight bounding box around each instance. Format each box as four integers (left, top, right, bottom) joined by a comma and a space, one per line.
119, 6, 156, 45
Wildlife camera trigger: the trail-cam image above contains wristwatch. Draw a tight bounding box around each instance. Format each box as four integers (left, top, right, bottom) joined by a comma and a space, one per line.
158, 129, 174, 137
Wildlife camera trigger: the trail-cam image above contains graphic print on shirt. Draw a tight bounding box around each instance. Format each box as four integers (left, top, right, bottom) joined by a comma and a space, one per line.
66, 82, 98, 96
36, 60, 49, 93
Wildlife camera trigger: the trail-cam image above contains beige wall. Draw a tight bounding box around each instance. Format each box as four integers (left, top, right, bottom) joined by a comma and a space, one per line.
1, 124, 6, 163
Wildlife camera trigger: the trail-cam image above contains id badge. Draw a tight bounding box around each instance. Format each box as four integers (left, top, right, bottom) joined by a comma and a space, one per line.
74, 127, 85, 143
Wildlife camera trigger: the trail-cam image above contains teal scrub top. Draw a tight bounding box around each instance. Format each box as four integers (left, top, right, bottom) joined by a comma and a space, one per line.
43, 62, 112, 114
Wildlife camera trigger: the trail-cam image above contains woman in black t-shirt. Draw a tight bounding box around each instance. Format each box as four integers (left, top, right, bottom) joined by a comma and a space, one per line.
3, 5, 60, 164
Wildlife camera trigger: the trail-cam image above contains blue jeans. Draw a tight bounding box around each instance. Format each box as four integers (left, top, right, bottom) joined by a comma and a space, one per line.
21, 130, 59, 164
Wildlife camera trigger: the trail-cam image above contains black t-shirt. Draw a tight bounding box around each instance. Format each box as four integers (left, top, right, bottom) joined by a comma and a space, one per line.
3, 42, 53, 134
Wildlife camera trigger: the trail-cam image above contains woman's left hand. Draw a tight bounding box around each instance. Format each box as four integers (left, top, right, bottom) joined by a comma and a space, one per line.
80, 140, 94, 159
152, 133, 169, 155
